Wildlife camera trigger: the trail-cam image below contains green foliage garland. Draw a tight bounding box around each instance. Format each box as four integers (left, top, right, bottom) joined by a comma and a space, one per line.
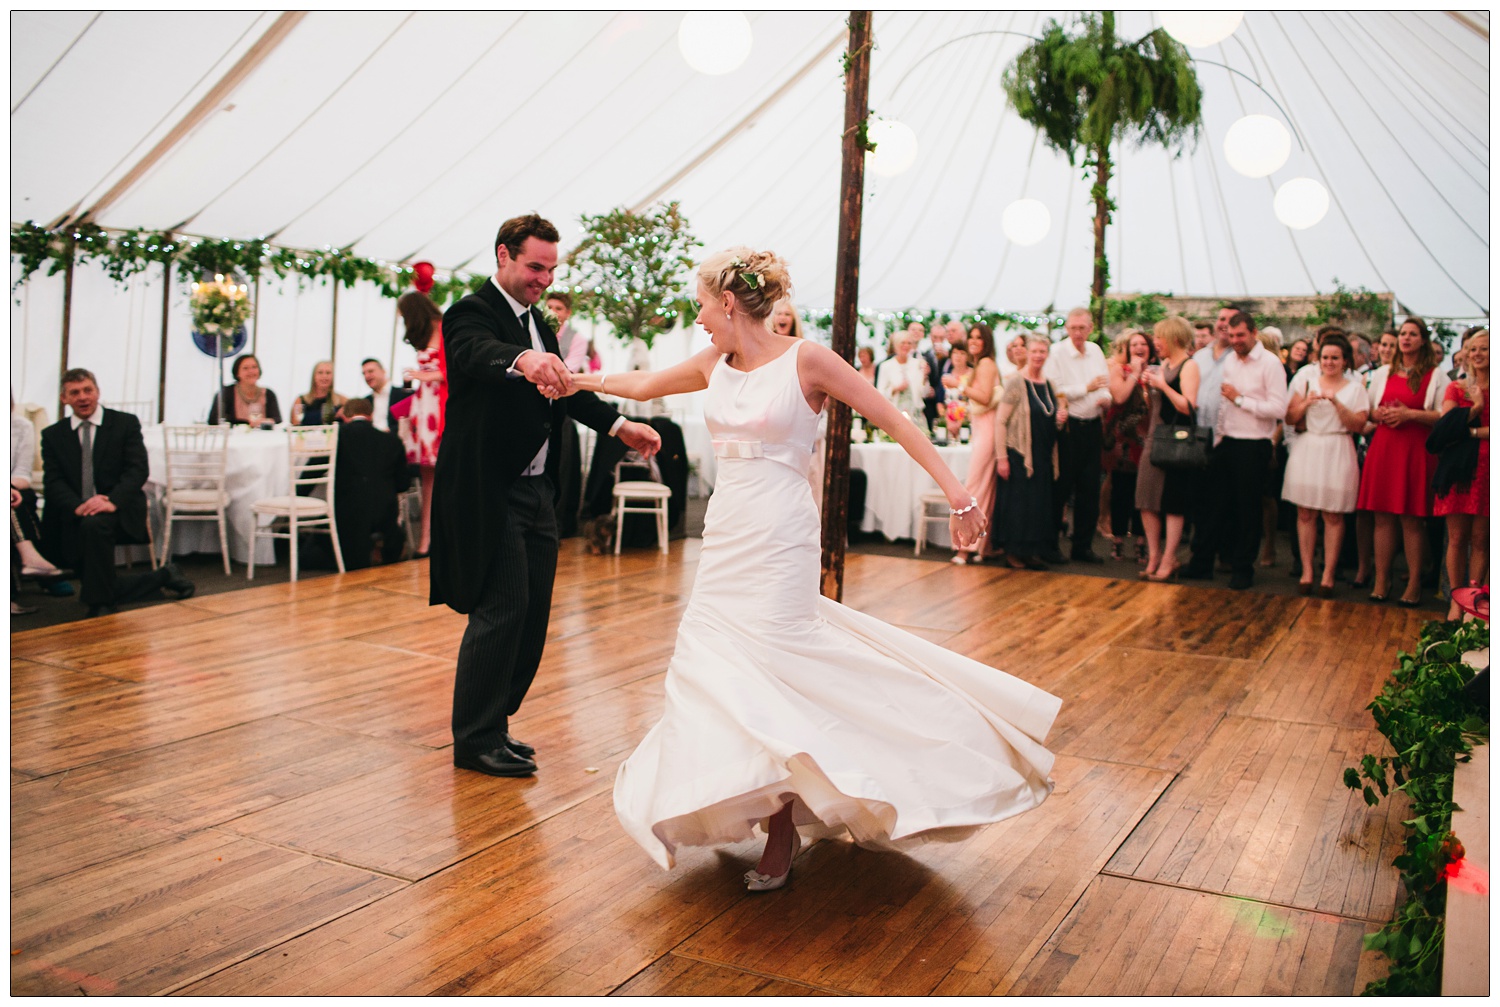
9, 220, 474, 301
1303, 279, 1391, 330
562, 202, 700, 350
1104, 292, 1169, 331
1344, 617, 1489, 995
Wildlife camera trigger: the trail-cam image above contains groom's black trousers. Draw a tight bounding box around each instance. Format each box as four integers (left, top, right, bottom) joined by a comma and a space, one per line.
452, 474, 557, 756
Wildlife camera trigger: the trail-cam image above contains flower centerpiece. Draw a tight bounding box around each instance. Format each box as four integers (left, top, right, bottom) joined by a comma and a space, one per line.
190, 273, 252, 355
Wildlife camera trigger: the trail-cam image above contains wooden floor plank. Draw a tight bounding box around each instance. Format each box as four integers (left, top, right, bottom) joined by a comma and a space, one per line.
1010, 875, 1387, 996
10, 640, 452, 776
938, 601, 1142, 686
1107, 588, 1306, 661
10, 658, 129, 711
10, 831, 406, 996
1104, 715, 1407, 920
610, 954, 835, 996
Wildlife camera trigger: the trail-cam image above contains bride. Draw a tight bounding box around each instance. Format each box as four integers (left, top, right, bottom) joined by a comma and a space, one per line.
567, 249, 1060, 890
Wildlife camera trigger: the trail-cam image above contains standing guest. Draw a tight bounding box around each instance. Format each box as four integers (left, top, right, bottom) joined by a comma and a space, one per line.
769, 298, 805, 340
42, 369, 195, 617
1257, 329, 1291, 570
333, 397, 409, 569
584, 339, 603, 372
946, 321, 969, 370
431, 213, 660, 778
919, 322, 945, 429
1283, 333, 1368, 595
208, 353, 281, 425
1043, 307, 1113, 564
290, 360, 347, 426
360, 358, 412, 433
877, 331, 930, 431
1282, 337, 1311, 382
1135, 317, 1200, 581
1351, 329, 1400, 588
995, 335, 1068, 570
856, 345, 878, 384
1435, 329, 1488, 619
943, 345, 971, 399
1000, 334, 1025, 380
1183, 311, 1289, 589
1105, 329, 1157, 562
950, 324, 1000, 565
1349, 333, 1375, 376
1192, 319, 1215, 351
546, 290, 588, 373
397, 291, 448, 558
1182, 305, 1239, 577
1356, 317, 1450, 605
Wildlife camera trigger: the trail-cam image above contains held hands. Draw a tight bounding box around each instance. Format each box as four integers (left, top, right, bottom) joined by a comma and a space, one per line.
74, 494, 116, 517
948, 498, 988, 551
616, 420, 662, 458
517, 351, 573, 399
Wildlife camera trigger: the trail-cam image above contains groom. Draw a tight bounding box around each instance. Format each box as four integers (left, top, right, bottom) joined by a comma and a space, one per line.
431, 213, 661, 777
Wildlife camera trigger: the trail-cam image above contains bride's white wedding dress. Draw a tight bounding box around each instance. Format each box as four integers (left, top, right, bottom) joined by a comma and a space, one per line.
614, 341, 1060, 869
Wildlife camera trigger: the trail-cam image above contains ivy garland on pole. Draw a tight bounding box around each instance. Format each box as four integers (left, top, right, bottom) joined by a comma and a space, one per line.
8, 220, 485, 302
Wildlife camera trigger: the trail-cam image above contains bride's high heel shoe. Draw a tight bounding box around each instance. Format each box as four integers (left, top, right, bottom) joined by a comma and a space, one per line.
744, 828, 802, 892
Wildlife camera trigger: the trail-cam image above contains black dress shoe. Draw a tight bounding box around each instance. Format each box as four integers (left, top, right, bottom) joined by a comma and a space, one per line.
1071, 550, 1106, 565
1228, 573, 1253, 591
162, 563, 196, 600
1041, 549, 1068, 565
86, 604, 119, 618
502, 732, 535, 759
454, 747, 536, 777
1179, 564, 1213, 581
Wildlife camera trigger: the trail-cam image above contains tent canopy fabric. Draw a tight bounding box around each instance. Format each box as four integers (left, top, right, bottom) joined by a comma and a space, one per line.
8, 11, 1490, 421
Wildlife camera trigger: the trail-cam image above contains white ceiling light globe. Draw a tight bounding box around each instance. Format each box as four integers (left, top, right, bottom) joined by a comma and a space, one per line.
1002, 198, 1051, 246
866, 119, 919, 177
678, 13, 753, 75
1159, 11, 1244, 48
1223, 114, 1291, 178
1274, 177, 1330, 229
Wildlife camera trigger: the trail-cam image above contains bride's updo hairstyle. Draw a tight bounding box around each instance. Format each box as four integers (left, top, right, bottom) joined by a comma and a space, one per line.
698, 247, 791, 321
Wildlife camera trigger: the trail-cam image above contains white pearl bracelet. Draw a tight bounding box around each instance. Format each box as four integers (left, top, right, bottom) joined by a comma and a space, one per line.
949, 497, 980, 517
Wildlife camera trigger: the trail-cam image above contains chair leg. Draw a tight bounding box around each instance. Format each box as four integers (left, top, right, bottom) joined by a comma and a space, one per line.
146, 519, 159, 570
289, 514, 299, 582
915, 508, 925, 556
328, 516, 345, 574
217, 510, 231, 576
614, 502, 625, 556
160, 515, 174, 568
657, 502, 668, 554
247, 518, 258, 580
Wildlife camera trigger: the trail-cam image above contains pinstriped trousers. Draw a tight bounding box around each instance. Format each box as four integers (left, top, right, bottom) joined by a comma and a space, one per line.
452, 474, 558, 756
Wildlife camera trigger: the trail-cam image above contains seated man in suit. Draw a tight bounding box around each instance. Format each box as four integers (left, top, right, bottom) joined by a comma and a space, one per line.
41, 368, 195, 617
360, 358, 413, 434
333, 397, 408, 569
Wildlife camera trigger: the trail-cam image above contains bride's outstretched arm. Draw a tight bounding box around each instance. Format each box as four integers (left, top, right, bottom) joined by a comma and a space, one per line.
802, 343, 988, 549
569, 347, 717, 400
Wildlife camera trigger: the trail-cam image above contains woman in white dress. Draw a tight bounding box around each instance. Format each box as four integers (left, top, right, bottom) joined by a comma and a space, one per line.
1282, 332, 1368, 596
567, 249, 1059, 891
875, 331, 931, 431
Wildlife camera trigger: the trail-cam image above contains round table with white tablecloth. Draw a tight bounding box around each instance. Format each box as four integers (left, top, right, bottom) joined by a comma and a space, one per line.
849, 441, 971, 549
143, 425, 290, 565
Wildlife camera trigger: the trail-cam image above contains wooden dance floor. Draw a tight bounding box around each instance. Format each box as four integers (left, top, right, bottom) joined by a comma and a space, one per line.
11, 542, 1415, 995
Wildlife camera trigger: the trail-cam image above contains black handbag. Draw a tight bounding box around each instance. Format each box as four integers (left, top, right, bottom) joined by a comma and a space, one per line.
1150, 423, 1213, 470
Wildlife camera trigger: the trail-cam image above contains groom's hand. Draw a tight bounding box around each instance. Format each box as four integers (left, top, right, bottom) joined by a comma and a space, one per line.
616, 420, 661, 458
516, 351, 572, 399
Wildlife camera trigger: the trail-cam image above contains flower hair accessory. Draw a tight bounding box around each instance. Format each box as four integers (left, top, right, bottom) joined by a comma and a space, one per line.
729, 257, 761, 290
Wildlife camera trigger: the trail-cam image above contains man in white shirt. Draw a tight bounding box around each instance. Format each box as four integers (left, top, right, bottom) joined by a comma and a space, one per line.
360, 358, 412, 433
1042, 307, 1113, 563
1183, 311, 1289, 590
1183, 304, 1241, 575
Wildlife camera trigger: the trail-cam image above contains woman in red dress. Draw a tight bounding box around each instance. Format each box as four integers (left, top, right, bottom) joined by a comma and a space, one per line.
397, 291, 447, 558
1436, 329, 1489, 619
1356, 317, 1450, 606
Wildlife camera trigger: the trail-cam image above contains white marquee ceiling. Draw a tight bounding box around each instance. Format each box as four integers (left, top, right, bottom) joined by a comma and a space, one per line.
11, 10, 1491, 318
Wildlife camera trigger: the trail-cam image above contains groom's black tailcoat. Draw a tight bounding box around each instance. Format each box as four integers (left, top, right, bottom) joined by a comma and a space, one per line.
429, 278, 623, 753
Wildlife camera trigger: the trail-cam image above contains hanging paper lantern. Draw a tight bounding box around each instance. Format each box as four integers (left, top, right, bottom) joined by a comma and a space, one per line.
412, 261, 435, 294
1159, 11, 1244, 48
678, 13, 752, 75
1274, 177, 1330, 229
1001, 199, 1051, 246
1223, 114, 1291, 178
866, 119, 919, 177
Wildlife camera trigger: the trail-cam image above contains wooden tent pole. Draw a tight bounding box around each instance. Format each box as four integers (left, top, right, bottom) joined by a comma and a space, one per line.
820, 11, 872, 603
156, 235, 171, 423
58, 237, 76, 419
